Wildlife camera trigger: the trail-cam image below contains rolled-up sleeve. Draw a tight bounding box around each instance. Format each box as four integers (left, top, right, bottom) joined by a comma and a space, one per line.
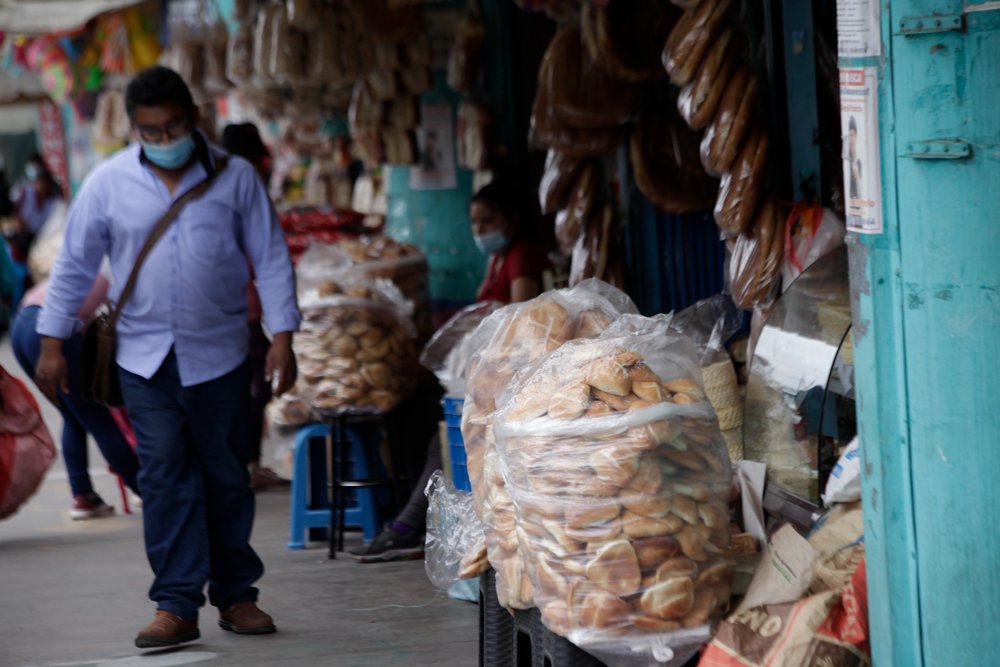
238, 166, 300, 334
37, 177, 110, 339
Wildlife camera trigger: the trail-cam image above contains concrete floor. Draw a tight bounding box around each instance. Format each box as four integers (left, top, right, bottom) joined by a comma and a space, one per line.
0, 343, 479, 667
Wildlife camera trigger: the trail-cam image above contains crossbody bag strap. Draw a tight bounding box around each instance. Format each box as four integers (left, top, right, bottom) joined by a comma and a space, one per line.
109, 156, 230, 327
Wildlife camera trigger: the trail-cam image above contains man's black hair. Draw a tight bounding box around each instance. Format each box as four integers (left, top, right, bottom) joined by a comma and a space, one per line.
222, 123, 269, 161
125, 66, 195, 120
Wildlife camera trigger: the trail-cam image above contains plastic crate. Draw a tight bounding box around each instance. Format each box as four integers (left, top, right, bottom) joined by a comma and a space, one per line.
442, 396, 470, 492
479, 569, 606, 667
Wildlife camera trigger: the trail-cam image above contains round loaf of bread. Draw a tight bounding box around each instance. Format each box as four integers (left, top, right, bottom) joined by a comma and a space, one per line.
582, 0, 681, 82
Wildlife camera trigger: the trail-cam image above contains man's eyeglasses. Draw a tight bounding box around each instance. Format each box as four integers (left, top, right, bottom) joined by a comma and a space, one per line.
135, 119, 191, 144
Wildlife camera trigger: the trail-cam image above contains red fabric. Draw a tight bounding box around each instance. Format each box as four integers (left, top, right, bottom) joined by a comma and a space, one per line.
477, 239, 549, 305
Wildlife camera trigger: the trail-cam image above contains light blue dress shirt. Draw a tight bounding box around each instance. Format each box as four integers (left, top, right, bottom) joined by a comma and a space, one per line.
37, 139, 301, 387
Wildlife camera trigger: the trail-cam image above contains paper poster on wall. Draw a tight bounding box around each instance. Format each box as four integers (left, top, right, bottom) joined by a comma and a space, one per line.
836, 0, 880, 57
410, 104, 457, 191
840, 67, 882, 235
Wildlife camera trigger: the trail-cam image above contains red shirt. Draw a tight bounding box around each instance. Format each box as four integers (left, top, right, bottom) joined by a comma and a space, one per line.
477, 239, 549, 304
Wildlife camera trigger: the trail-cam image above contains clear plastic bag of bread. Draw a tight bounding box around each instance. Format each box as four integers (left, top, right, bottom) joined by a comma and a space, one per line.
715, 127, 769, 236
202, 19, 230, 95
539, 149, 585, 216
269, 5, 307, 85
491, 314, 734, 662
456, 100, 493, 171
425, 471, 489, 589
663, 0, 733, 88
295, 254, 418, 416
447, 1, 487, 94
460, 280, 639, 609
728, 197, 785, 310
419, 301, 503, 397
225, 20, 255, 85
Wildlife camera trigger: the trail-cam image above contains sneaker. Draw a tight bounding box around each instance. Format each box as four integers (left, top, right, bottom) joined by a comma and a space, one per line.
348, 526, 425, 563
70, 492, 115, 521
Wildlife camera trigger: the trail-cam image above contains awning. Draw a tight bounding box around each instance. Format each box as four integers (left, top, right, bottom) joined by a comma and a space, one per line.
0, 0, 147, 35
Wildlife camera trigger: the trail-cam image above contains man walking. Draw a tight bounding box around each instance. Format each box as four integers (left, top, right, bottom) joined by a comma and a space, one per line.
34, 66, 300, 648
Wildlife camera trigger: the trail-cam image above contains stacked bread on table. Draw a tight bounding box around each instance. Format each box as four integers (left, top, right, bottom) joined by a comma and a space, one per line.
662, 0, 785, 308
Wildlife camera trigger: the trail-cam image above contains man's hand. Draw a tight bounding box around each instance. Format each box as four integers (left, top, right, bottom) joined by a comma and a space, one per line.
35, 336, 69, 405
265, 331, 297, 397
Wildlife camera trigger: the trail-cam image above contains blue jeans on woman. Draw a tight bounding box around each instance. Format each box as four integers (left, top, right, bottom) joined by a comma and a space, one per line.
10, 305, 140, 496
118, 352, 261, 622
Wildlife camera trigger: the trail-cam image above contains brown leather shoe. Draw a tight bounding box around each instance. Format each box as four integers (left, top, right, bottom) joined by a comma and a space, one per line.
135, 610, 200, 648
218, 601, 277, 635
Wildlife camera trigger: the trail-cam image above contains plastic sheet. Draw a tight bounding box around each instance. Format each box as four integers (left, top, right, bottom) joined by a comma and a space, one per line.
728, 197, 785, 310
670, 295, 743, 366
462, 280, 639, 609
492, 314, 733, 664
419, 301, 503, 397
425, 470, 489, 589
569, 204, 613, 287
714, 127, 768, 237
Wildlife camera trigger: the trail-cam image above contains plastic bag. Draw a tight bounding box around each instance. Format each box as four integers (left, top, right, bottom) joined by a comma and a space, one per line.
456, 100, 493, 171
425, 470, 489, 589
420, 302, 503, 397
462, 280, 639, 609
293, 260, 418, 416
714, 127, 768, 237
0, 366, 57, 520
663, 0, 732, 88
269, 6, 306, 85
669, 295, 742, 366
700, 67, 758, 177
202, 21, 230, 95
539, 149, 584, 215
252, 4, 281, 86
569, 204, 613, 287
225, 21, 255, 85
580, 0, 680, 82
821, 437, 861, 506
492, 314, 733, 664
447, 7, 486, 93
781, 205, 846, 289
728, 197, 785, 310
555, 161, 600, 256
546, 25, 639, 130
677, 27, 739, 131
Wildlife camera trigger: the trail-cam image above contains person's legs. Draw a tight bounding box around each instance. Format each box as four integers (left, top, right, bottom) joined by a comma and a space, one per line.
180, 359, 264, 611
119, 353, 208, 623
394, 433, 442, 532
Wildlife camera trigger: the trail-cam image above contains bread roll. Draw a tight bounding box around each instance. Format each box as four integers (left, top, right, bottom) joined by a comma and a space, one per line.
581, 0, 681, 82
701, 67, 756, 175
585, 539, 642, 597
633, 536, 681, 570
579, 590, 631, 628
640, 577, 695, 619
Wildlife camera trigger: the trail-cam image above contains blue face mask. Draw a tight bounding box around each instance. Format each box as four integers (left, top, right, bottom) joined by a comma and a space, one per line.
142, 133, 196, 170
474, 229, 509, 255
24, 164, 39, 181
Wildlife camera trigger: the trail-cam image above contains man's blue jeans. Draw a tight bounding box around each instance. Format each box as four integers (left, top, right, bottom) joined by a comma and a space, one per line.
118, 351, 261, 622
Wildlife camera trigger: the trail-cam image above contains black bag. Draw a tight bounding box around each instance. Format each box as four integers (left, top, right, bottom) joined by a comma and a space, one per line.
83, 157, 229, 406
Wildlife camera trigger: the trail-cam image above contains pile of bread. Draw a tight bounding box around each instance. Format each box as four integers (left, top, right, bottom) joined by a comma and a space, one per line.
461, 281, 734, 643
268, 275, 416, 427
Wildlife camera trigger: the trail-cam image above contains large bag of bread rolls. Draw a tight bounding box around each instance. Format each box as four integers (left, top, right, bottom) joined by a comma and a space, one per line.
461, 280, 639, 609
290, 260, 418, 417
492, 314, 734, 664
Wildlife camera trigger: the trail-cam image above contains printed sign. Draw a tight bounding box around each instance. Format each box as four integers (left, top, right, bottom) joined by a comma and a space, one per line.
837, 0, 880, 57
410, 104, 458, 191
37, 100, 70, 195
839, 68, 883, 235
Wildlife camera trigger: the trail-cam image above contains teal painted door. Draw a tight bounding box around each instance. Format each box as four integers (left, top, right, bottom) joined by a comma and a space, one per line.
850, 2, 1000, 665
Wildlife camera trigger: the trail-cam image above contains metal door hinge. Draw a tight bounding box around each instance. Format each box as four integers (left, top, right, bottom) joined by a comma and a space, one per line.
904, 140, 972, 159
898, 14, 963, 35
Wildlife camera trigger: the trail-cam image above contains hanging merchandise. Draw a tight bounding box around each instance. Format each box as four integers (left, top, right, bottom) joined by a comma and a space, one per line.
225, 20, 254, 85
569, 204, 613, 286
663, 0, 732, 88
700, 67, 758, 177
24, 37, 75, 103
581, 0, 680, 82
455, 100, 493, 171
629, 92, 718, 215
252, 4, 281, 88
781, 203, 845, 289
125, 7, 162, 72
91, 89, 131, 152
348, 0, 424, 44
268, 4, 307, 86
202, 19, 230, 95
538, 149, 584, 216
677, 26, 742, 130
554, 161, 598, 255
447, 2, 486, 94
727, 197, 785, 310
286, 0, 322, 32
714, 128, 769, 236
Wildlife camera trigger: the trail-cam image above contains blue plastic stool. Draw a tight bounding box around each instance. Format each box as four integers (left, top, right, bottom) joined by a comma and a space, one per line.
287, 422, 381, 550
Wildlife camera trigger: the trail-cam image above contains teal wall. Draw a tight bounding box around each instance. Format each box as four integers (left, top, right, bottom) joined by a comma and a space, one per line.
851, 2, 1000, 665
385, 71, 483, 306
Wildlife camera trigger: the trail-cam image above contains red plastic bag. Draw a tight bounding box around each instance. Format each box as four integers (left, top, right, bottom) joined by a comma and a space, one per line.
0, 366, 56, 520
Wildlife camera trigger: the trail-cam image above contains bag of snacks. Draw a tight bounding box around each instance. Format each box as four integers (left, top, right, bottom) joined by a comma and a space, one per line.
492, 313, 734, 665
461, 280, 639, 609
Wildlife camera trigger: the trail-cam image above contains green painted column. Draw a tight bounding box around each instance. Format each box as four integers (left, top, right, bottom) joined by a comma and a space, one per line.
848, 2, 1000, 664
